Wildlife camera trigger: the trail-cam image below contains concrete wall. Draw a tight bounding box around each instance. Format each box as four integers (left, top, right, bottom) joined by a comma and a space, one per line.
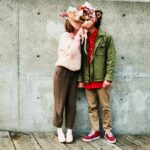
0, 0, 150, 135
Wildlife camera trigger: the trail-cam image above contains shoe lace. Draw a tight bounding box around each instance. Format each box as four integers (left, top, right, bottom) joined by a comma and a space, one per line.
88, 131, 95, 136
106, 131, 113, 137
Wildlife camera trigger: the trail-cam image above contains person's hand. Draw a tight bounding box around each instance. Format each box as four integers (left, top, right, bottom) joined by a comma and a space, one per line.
78, 82, 84, 88
75, 28, 85, 43
102, 80, 112, 88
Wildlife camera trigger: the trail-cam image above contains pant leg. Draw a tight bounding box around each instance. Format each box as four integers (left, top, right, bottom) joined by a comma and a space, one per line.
65, 71, 77, 129
53, 66, 70, 128
85, 89, 99, 132
97, 88, 112, 131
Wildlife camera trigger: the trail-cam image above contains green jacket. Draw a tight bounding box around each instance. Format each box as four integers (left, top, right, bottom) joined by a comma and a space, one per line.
78, 30, 116, 83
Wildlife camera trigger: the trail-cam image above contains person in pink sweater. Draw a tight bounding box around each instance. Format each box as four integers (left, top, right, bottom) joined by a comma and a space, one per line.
53, 17, 83, 143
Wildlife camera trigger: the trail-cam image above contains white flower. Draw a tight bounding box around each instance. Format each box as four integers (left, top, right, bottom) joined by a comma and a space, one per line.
83, 1, 93, 10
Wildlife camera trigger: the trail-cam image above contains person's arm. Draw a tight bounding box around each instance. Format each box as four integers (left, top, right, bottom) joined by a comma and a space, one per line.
104, 35, 116, 82
77, 69, 84, 88
66, 28, 83, 56
58, 29, 83, 58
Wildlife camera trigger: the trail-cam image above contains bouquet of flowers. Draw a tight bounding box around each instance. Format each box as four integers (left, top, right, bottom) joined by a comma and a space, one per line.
59, 2, 102, 53
60, 2, 102, 29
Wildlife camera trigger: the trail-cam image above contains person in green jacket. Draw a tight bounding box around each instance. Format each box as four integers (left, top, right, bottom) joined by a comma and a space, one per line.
78, 10, 116, 144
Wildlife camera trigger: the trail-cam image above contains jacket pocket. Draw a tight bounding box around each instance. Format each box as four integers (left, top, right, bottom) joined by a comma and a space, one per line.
95, 44, 105, 55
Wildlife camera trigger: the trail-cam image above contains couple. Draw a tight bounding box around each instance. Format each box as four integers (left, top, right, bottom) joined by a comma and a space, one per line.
53, 3, 116, 144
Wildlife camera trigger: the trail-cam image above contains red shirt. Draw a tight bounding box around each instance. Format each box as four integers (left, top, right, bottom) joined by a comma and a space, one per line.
84, 29, 103, 89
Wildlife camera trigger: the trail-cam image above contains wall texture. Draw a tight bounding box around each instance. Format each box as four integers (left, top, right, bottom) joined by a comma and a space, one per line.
0, 0, 150, 135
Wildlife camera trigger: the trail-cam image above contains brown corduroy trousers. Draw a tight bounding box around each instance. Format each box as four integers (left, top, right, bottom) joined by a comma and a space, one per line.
53, 66, 77, 129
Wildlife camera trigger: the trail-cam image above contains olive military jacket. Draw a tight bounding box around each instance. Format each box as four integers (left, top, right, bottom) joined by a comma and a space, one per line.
78, 30, 116, 83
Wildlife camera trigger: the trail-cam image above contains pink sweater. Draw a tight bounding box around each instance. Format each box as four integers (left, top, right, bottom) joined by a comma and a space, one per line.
55, 32, 81, 71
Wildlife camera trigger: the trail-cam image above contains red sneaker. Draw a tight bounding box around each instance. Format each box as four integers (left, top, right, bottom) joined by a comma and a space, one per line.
104, 131, 116, 144
83, 131, 100, 142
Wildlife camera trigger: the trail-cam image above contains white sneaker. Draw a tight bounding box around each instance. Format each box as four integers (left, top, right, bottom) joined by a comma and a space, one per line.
66, 129, 73, 143
57, 128, 65, 143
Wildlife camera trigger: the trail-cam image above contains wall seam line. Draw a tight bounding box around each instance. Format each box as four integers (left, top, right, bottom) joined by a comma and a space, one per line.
17, 0, 20, 130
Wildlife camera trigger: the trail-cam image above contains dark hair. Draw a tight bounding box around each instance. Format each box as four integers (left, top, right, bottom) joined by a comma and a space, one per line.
65, 19, 75, 33
94, 10, 103, 29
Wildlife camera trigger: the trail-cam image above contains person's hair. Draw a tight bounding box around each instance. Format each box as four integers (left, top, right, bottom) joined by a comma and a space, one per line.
94, 10, 103, 29
65, 19, 75, 33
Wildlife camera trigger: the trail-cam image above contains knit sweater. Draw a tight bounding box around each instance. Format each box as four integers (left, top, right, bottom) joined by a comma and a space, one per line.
55, 32, 81, 71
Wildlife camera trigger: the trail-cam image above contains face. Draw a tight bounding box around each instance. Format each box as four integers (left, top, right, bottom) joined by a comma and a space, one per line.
81, 17, 96, 30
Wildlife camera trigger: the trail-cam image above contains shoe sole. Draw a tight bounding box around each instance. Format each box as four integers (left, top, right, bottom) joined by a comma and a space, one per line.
66, 141, 73, 144
58, 138, 66, 143
104, 136, 116, 144
83, 136, 100, 142
66, 139, 73, 144
58, 140, 66, 143
59, 141, 66, 143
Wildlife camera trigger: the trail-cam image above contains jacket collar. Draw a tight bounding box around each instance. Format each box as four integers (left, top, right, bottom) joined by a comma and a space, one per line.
98, 30, 106, 37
